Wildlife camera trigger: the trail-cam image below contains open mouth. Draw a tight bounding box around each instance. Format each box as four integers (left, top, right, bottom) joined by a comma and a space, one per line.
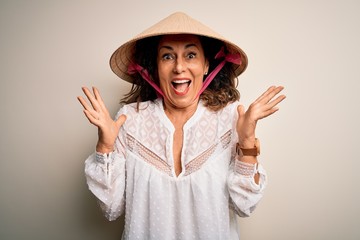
171, 79, 191, 95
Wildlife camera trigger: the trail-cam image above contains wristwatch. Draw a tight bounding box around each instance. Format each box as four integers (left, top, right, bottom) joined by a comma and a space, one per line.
236, 138, 260, 157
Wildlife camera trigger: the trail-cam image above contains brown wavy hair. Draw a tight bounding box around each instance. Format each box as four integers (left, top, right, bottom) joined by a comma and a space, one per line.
121, 35, 240, 111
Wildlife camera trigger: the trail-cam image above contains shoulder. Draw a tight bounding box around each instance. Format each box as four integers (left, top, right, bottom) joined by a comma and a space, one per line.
198, 100, 239, 128
116, 99, 160, 116
116, 100, 160, 120
207, 100, 239, 117
117, 99, 163, 136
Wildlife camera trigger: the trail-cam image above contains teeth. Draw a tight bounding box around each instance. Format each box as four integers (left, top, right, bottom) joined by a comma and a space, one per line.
171, 79, 191, 93
172, 79, 190, 83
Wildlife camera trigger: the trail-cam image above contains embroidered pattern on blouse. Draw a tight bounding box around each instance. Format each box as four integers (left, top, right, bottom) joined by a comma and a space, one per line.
184, 130, 232, 176
127, 134, 173, 176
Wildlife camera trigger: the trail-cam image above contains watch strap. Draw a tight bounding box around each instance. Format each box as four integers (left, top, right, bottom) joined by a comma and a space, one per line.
236, 138, 260, 157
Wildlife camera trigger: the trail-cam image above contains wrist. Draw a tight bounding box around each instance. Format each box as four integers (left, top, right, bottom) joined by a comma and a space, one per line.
96, 142, 114, 154
238, 136, 256, 148
236, 138, 260, 157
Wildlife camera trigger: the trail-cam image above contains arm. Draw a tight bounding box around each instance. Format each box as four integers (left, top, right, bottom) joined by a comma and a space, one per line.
84, 138, 126, 221
78, 87, 127, 220
227, 158, 267, 217
228, 86, 285, 216
236, 86, 285, 184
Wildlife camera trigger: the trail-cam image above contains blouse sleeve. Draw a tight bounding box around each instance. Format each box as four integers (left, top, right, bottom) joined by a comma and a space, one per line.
227, 158, 267, 217
84, 109, 127, 221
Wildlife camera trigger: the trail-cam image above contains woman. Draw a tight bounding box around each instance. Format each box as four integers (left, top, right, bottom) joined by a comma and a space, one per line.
78, 12, 285, 239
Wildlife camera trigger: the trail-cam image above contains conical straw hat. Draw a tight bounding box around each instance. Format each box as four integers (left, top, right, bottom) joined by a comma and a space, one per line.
110, 12, 248, 83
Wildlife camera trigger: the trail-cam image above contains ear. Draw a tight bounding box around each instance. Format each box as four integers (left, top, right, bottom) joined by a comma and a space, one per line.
204, 59, 209, 74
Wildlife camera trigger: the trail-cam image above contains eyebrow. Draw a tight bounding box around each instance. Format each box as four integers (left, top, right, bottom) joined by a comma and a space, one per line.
159, 43, 198, 51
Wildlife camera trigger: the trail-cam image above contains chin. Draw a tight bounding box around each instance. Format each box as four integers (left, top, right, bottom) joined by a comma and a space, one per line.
166, 95, 198, 109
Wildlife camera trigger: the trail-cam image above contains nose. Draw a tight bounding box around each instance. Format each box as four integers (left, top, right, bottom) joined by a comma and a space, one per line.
173, 57, 186, 74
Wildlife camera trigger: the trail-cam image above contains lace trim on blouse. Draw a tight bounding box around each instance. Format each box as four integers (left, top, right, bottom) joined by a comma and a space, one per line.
126, 130, 232, 177
234, 161, 258, 177
184, 130, 232, 176
127, 134, 173, 176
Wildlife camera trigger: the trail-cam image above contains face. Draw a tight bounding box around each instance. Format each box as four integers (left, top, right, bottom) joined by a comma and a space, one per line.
157, 34, 209, 110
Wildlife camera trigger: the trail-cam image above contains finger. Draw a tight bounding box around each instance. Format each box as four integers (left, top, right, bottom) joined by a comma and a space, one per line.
82, 87, 101, 112
115, 114, 127, 128
78, 95, 102, 119
254, 86, 276, 103
263, 86, 284, 103
259, 94, 286, 119
83, 109, 101, 126
260, 107, 280, 119
267, 94, 286, 110
256, 86, 284, 104
77, 96, 94, 112
236, 105, 245, 127
255, 95, 285, 120
237, 105, 245, 118
92, 87, 108, 113
77, 96, 88, 110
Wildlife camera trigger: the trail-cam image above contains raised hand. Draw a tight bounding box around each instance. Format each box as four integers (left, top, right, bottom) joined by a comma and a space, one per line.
237, 86, 286, 148
77, 87, 127, 153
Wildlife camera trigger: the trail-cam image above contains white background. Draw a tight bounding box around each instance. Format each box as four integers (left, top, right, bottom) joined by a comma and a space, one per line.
1, 0, 359, 239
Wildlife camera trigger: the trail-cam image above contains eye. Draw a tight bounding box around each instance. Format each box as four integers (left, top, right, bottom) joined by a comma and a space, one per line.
162, 53, 174, 60
187, 52, 197, 59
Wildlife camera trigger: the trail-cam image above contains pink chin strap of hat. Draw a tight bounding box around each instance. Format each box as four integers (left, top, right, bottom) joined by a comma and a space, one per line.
127, 63, 165, 98
127, 46, 241, 99
196, 47, 241, 98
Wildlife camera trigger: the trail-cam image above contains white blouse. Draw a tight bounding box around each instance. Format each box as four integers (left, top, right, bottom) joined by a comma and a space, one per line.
85, 99, 267, 240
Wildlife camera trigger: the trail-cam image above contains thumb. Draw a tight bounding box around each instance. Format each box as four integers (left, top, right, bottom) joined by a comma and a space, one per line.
115, 114, 127, 127
237, 105, 245, 118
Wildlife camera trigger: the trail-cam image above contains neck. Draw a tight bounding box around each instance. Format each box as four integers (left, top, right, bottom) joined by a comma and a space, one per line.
163, 101, 199, 127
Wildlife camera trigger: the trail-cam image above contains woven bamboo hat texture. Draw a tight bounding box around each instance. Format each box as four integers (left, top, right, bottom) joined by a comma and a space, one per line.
109, 12, 248, 83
